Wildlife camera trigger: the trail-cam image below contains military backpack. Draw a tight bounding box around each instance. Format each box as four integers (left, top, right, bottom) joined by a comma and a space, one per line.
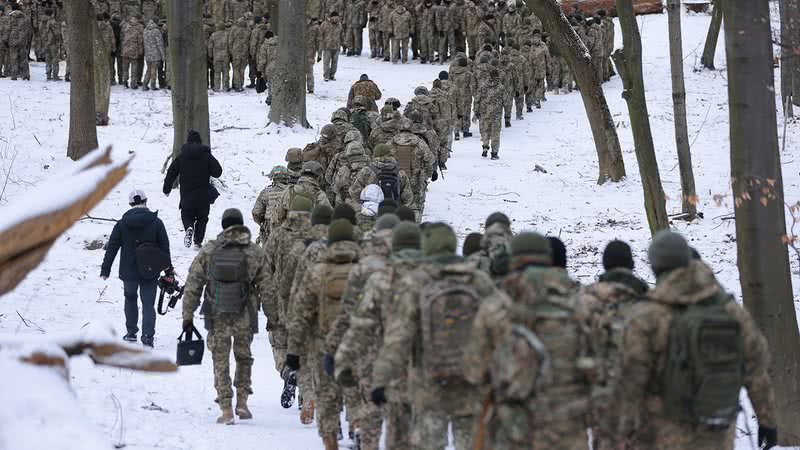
375, 165, 401, 203
203, 242, 250, 316
660, 292, 744, 427
318, 255, 357, 332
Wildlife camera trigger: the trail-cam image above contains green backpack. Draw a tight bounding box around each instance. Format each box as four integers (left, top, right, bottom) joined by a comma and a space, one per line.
661, 293, 745, 427
203, 242, 250, 316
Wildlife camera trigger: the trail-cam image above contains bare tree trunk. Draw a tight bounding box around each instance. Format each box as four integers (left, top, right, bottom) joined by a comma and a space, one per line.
784, 0, 800, 109
166, 0, 210, 159
65, 0, 98, 161
724, 0, 800, 443
92, 17, 111, 126
531, 0, 626, 184
268, 0, 310, 128
667, 0, 697, 219
267, 0, 280, 34
612, 0, 669, 235
700, 0, 723, 69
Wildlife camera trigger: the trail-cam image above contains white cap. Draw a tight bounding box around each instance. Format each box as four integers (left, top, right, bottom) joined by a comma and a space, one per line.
128, 189, 147, 204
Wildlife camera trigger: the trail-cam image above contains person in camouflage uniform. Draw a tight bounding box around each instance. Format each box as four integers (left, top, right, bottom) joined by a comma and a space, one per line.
345, 0, 365, 56
598, 10, 615, 81
431, 77, 456, 165
477, 13, 497, 50
305, 16, 320, 93
474, 212, 512, 279
618, 231, 777, 450
378, 0, 393, 62
227, 0, 248, 22
286, 219, 361, 450
257, 29, 277, 103
228, 17, 249, 92
367, 14, 379, 58
507, 45, 528, 120
388, 3, 412, 64
465, 231, 592, 450
142, 19, 165, 90
371, 223, 506, 450
0, 8, 10, 78
449, 57, 473, 139
43, 8, 60, 81
119, 14, 144, 88
390, 117, 434, 219
500, 3, 520, 48
350, 143, 414, 209
208, 22, 230, 92
209, 0, 229, 27
417, 0, 434, 64
404, 85, 438, 130
586, 16, 604, 83
368, 105, 402, 150
347, 74, 382, 112
273, 161, 331, 227
498, 54, 522, 127
7, 8, 31, 80
320, 11, 342, 82
330, 140, 371, 210
247, 15, 265, 88
577, 240, 648, 450
98, 13, 117, 86
435, 0, 456, 64
408, 109, 442, 173
335, 222, 421, 450
527, 31, 549, 108
252, 165, 290, 246
181, 209, 270, 425
474, 68, 506, 159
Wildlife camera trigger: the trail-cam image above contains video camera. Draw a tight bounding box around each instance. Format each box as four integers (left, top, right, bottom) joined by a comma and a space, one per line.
157, 270, 184, 315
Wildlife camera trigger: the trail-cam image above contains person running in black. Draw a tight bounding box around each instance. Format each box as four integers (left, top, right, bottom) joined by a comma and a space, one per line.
100, 190, 171, 347
163, 129, 223, 249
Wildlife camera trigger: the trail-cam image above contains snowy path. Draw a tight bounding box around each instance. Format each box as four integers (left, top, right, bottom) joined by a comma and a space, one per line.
0, 10, 798, 450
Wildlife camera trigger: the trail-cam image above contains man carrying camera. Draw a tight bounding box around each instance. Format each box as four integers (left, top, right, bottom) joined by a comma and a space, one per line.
101, 190, 172, 348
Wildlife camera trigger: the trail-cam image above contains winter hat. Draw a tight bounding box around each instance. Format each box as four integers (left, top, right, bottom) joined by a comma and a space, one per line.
392, 222, 421, 252
311, 205, 333, 225
422, 223, 458, 257
378, 199, 399, 216
511, 232, 552, 262
648, 230, 691, 277
128, 189, 147, 205
485, 212, 511, 228
414, 86, 429, 96
333, 203, 358, 226
396, 206, 416, 222
602, 240, 634, 271
360, 73, 369, 81
187, 129, 202, 144
373, 143, 392, 158
328, 218, 354, 244
222, 208, 244, 229
290, 196, 313, 212
286, 147, 303, 163
463, 232, 483, 257
302, 161, 324, 177
548, 237, 567, 269
376, 213, 400, 231
438, 70, 449, 80
432, 79, 443, 89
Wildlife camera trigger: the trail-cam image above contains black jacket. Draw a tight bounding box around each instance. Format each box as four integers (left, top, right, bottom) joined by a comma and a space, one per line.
101, 207, 171, 281
163, 143, 223, 209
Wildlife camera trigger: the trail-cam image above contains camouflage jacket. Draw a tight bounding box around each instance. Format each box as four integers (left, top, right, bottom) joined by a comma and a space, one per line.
602, 17, 615, 54
228, 19, 250, 61
288, 225, 329, 313
143, 21, 165, 62
347, 80, 382, 110
372, 255, 507, 412
305, 21, 320, 58
320, 18, 342, 50
586, 23, 604, 57
529, 41, 550, 79
120, 18, 144, 58
181, 226, 270, 334
618, 260, 777, 438
98, 19, 116, 55
249, 23, 266, 59
9, 10, 31, 47
477, 21, 497, 48
252, 180, 287, 231
228, 0, 249, 22
266, 212, 313, 326
324, 229, 393, 355
335, 249, 422, 396
348, 0, 367, 28
44, 17, 60, 49
501, 11, 520, 37
368, 118, 400, 150
287, 240, 361, 355
463, 2, 481, 36
209, 0, 229, 26
390, 131, 434, 189
500, 61, 523, 98
434, 3, 454, 32
350, 157, 415, 208
448, 64, 473, 105
0, 14, 10, 45
418, 5, 435, 33
273, 176, 331, 228
207, 28, 230, 63
331, 147, 372, 207
475, 78, 508, 120
256, 36, 277, 77
388, 6, 412, 38
378, 3, 393, 32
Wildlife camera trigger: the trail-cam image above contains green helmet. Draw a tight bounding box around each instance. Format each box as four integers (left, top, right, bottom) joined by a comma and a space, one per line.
268, 165, 289, 180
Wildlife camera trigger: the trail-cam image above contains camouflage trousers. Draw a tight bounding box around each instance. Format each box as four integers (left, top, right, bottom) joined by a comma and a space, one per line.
355, 388, 382, 450
466, 33, 478, 59
381, 31, 391, 59
211, 58, 230, 91
0, 44, 7, 76
8, 46, 29, 79
120, 56, 141, 86
306, 55, 315, 92
312, 349, 343, 437
438, 30, 456, 63
530, 77, 545, 104
391, 38, 409, 63
45, 45, 60, 79
368, 27, 379, 57
268, 325, 288, 377
419, 29, 435, 62
413, 411, 474, 450
143, 60, 161, 89
386, 401, 412, 450
207, 316, 254, 408
249, 56, 257, 83
479, 113, 501, 154
232, 57, 247, 90
298, 354, 315, 402
347, 26, 363, 54
502, 94, 514, 120
322, 49, 338, 80
457, 93, 472, 132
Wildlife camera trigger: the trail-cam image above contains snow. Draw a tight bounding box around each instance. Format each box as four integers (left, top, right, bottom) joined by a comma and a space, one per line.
0, 9, 799, 450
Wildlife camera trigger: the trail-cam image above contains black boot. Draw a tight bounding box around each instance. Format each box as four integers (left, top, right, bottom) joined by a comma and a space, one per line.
505, 118, 511, 128
527, 106, 533, 112
463, 130, 473, 138
454, 131, 460, 141
280, 371, 297, 409
481, 146, 489, 158
491, 152, 499, 160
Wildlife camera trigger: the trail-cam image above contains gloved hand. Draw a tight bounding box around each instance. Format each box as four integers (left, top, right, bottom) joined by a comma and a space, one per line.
431, 171, 438, 182
758, 426, 777, 450
336, 367, 356, 387
322, 353, 335, 377
164, 266, 175, 277
285, 353, 301, 371
370, 387, 386, 406
182, 318, 194, 333
317, 56, 322, 63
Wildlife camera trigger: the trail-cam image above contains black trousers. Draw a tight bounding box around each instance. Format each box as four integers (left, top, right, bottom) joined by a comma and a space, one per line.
181, 204, 210, 245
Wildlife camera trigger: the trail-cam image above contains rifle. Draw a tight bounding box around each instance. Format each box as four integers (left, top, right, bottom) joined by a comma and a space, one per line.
472, 391, 493, 450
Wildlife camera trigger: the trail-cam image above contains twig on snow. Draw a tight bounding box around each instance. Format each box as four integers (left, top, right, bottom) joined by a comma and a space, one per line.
97, 286, 111, 304
33, 134, 41, 146
80, 215, 118, 223
109, 393, 126, 449
16, 311, 45, 334
212, 126, 255, 132
483, 191, 520, 198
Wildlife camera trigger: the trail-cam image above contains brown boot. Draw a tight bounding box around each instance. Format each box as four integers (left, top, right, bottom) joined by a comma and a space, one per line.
322, 434, 339, 450
300, 399, 315, 425
216, 406, 235, 425
236, 395, 252, 420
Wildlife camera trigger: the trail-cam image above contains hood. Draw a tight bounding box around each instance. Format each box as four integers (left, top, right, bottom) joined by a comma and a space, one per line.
181, 142, 210, 160
146, 21, 158, 30
325, 240, 361, 263
372, 158, 398, 171
286, 211, 312, 232
647, 260, 720, 306
186, 129, 203, 144
217, 225, 252, 245
360, 184, 384, 217
449, 65, 469, 76
379, 119, 399, 132
598, 268, 649, 296
121, 207, 157, 229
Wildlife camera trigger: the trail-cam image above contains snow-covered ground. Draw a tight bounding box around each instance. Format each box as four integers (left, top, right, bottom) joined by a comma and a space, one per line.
1, 9, 798, 450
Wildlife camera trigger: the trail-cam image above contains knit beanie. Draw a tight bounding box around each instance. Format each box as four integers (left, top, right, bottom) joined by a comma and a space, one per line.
485, 212, 511, 228
648, 230, 691, 277
603, 240, 634, 271
422, 223, 458, 256
374, 144, 392, 158
328, 218, 354, 244
511, 232, 553, 264
462, 233, 483, 256
376, 213, 401, 231
392, 222, 421, 252
333, 203, 357, 226
395, 206, 416, 222
311, 205, 333, 226
221, 208, 244, 229
547, 237, 567, 269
